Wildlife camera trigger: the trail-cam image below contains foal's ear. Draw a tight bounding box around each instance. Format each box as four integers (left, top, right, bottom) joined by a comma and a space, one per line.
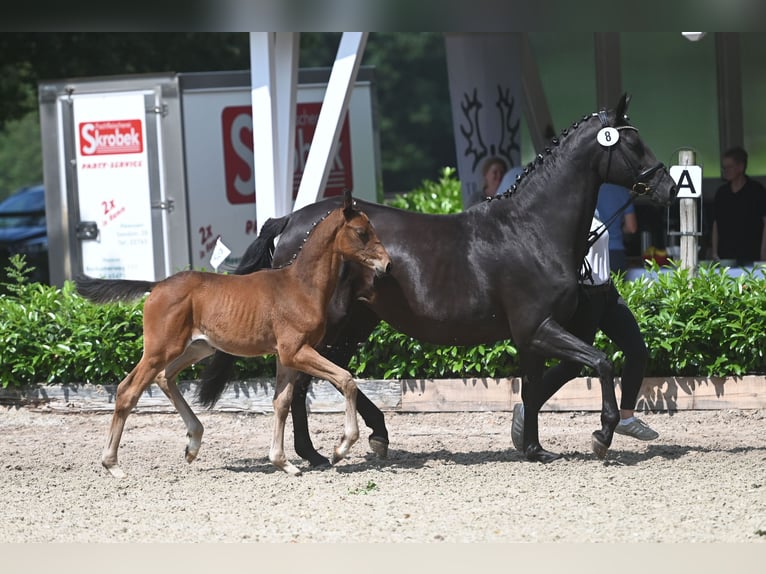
342, 188, 356, 217
615, 93, 631, 124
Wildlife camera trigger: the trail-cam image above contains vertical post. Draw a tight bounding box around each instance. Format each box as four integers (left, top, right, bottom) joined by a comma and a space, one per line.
250, 32, 300, 234
293, 32, 367, 212
678, 149, 698, 273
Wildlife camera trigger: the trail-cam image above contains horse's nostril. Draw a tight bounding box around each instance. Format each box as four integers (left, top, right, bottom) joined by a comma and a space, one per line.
385, 262, 392, 274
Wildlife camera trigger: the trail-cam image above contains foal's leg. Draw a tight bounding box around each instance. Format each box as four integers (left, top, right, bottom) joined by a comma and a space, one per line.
102, 359, 163, 478
155, 341, 214, 464
269, 361, 303, 477
282, 345, 359, 467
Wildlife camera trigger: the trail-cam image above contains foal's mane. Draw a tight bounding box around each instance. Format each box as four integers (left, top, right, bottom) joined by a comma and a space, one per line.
278, 208, 335, 269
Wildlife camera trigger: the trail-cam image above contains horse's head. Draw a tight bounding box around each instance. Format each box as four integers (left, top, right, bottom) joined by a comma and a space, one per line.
337, 189, 392, 276
594, 93, 677, 206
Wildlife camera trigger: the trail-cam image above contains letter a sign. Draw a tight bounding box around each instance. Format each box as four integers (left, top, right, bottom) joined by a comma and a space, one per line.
670, 165, 702, 199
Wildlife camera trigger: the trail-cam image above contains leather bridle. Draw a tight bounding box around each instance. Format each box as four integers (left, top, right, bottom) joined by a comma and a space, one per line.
596, 109, 665, 197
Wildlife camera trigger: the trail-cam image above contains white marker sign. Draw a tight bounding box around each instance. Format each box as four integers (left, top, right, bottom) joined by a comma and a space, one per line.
670, 164, 703, 199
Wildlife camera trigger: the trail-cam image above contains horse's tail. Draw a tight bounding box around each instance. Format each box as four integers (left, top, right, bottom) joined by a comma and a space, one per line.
74, 274, 156, 304
234, 215, 290, 274
196, 214, 291, 409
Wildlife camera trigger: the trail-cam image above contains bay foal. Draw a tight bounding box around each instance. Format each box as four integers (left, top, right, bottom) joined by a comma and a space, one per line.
75, 190, 390, 477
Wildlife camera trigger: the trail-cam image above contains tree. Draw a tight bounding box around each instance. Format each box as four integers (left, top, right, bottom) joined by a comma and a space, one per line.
0, 33, 456, 197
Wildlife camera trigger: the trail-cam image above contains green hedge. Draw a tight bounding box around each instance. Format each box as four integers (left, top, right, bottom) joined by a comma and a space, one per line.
2, 168, 765, 388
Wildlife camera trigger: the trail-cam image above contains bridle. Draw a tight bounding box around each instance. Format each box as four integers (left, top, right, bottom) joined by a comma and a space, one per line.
596, 109, 664, 197
585, 110, 665, 251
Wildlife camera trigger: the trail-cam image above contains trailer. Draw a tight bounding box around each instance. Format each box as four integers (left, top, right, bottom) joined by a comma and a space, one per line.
38, 68, 380, 285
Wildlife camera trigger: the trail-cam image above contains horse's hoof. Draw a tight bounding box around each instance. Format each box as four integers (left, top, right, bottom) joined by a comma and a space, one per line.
591, 432, 610, 459
524, 447, 563, 464
369, 435, 389, 459
307, 454, 332, 468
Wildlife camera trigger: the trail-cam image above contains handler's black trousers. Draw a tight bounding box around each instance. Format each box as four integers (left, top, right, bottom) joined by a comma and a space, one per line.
540, 281, 648, 411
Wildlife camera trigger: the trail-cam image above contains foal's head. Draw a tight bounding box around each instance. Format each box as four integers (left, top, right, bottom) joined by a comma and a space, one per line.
336, 190, 391, 276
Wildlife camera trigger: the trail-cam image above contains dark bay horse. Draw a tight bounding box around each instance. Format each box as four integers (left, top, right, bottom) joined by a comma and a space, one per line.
75, 190, 390, 477
199, 94, 677, 465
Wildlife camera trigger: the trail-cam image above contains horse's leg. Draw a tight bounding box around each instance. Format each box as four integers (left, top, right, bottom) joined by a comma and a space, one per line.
269, 362, 302, 476
518, 352, 562, 463
102, 359, 163, 478
525, 316, 619, 460
155, 341, 214, 464
323, 305, 388, 456
290, 305, 386, 466
286, 369, 330, 467
283, 345, 359, 466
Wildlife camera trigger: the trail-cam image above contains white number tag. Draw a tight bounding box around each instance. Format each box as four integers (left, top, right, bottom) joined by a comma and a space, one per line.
597, 127, 619, 147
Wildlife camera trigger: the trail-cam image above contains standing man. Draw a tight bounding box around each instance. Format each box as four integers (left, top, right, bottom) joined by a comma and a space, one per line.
712, 146, 766, 265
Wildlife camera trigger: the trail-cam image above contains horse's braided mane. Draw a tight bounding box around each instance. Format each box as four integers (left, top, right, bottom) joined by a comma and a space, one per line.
276, 208, 334, 269
488, 112, 598, 203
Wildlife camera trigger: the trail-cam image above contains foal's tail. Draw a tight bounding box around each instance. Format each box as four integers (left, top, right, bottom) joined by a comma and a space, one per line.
196, 214, 290, 408
74, 274, 156, 304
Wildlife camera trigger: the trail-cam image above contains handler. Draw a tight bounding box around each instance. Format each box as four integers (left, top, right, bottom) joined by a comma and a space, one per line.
512, 213, 659, 449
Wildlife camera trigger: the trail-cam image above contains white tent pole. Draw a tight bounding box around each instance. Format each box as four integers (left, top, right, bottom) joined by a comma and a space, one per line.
274, 32, 299, 219
250, 32, 299, 233
293, 32, 368, 211
250, 32, 279, 234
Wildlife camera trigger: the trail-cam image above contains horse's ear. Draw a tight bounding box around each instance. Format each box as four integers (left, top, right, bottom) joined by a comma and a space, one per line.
615, 93, 631, 124
343, 189, 355, 217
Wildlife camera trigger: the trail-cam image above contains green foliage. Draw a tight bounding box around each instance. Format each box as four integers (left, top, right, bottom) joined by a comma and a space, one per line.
348, 480, 379, 495
0, 103, 41, 198
350, 261, 766, 380
384, 167, 462, 214
0, 255, 274, 389
610, 261, 766, 377
4, 209, 766, 387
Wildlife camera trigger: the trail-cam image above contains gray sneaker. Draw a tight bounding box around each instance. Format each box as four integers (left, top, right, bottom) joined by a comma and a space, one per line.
511, 403, 524, 451
614, 417, 659, 441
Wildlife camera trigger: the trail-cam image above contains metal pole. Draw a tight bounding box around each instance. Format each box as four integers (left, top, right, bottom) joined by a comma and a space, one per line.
678, 149, 698, 273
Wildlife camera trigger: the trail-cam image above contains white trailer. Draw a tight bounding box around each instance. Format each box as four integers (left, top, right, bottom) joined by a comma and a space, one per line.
38, 68, 380, 285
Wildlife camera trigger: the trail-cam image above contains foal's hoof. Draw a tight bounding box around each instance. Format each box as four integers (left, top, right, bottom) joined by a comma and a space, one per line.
524, 446, 563, 464
369, 435, 389, 459
285, 465, 303, 477
185, 446, 199, 464
591, 432, 610, 459
103, 464, 126, 479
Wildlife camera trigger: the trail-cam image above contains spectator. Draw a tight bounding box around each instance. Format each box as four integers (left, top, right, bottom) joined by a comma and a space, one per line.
480, 156, 508, 201
712, 146, 766, 265
596, 183, 638, 273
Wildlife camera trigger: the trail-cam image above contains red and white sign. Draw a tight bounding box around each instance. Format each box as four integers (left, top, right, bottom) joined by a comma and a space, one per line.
79, 119, 144, 156
221, 103, 353, 205
73, 93, 155, 280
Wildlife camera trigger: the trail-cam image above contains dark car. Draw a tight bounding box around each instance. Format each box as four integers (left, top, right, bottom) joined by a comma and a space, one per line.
0, 184, 49, 284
